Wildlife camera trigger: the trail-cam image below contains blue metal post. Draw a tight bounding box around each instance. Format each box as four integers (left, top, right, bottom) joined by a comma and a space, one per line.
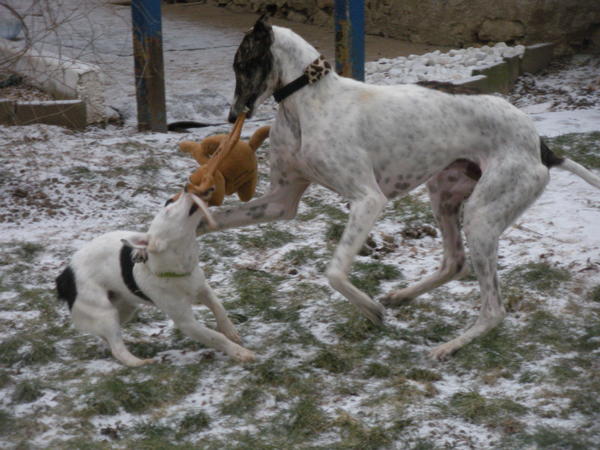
334, 0, 365, 81
131, 0, 167, 132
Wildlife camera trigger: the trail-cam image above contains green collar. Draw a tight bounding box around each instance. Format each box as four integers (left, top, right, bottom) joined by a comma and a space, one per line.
155, 271, 192, 278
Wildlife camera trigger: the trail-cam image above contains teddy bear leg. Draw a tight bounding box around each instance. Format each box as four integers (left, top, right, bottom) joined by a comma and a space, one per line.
237, 177, 257, 202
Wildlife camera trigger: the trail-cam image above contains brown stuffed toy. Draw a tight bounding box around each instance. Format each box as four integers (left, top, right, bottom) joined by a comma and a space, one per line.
180, 125, 270, 206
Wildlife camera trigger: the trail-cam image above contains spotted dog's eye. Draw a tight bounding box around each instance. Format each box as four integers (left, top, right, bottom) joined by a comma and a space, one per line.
164, 198, 175, 206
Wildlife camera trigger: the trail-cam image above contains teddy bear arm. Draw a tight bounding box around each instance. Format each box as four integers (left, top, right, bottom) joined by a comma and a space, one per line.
200, 135, 226, 158
208, 170, 226, 207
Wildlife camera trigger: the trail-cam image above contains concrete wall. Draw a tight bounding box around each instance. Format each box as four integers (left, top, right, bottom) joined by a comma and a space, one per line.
214, 0, 600, 54
0, 40, 106, 124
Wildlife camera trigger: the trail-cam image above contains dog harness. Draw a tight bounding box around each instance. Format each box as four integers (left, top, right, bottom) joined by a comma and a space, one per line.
273, 55, 332, 103
120, 245, 195, 303
120, 245, 154, 303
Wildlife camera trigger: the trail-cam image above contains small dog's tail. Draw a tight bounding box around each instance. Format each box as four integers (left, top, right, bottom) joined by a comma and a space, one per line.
56, 266, 77, 310
542, 138, 600, 189
248, 126, 270, 152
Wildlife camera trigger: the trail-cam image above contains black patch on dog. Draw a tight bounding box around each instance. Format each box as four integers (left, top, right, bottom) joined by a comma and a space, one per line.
56, 266, 77, 310
120, 245, 153, 303
230, 16, 274, 121
540, 138, 565, 168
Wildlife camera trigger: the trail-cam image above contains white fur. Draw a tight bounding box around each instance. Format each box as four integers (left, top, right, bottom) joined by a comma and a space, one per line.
62, 192, 254, 366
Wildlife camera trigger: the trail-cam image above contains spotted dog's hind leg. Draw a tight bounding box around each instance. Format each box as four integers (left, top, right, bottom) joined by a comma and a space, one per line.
430, 157, 549, 360
326, 189, 388, 325
383, 160, 479, 306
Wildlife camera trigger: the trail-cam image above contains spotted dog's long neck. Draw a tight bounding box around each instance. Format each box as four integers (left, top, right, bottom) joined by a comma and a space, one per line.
271, 26, 321, 90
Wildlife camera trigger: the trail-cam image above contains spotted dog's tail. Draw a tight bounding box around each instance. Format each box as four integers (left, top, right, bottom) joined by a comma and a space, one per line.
541, 138, 600, 189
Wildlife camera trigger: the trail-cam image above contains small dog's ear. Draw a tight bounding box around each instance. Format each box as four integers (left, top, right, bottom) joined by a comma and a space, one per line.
121, 236, 150, 263
121, 236, 149, 250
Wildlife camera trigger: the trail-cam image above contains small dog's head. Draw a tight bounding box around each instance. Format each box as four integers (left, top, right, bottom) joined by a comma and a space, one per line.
229, 14, 276, 123
145, 191, 215, 250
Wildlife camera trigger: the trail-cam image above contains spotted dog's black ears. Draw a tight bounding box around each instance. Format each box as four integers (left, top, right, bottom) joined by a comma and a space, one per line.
263, 4, 277, 18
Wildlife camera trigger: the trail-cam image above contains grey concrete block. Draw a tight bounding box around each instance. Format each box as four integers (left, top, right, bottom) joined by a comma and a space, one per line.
15, 100, 87, 129
521, 43, 555, 74
0, 99, 16, 125
0, 40, 105, 124
472, 59, 517, 94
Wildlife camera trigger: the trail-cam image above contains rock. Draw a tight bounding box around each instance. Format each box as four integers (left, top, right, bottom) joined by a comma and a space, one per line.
212, 0, 600, 53
478, 19, 525, 42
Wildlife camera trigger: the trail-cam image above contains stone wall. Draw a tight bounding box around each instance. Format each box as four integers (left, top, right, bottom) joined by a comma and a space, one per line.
211, 0, 600, 54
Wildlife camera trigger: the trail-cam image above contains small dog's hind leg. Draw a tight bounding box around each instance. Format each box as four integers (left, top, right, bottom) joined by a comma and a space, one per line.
383, 162, 477, 305
430, 159, 549, 360
327, 190, 388, 325
71, 290, 153, 367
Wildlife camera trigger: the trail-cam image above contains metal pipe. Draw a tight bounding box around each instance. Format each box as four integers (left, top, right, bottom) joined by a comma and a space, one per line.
131, 0, 167, 132
334, 0, 365, 81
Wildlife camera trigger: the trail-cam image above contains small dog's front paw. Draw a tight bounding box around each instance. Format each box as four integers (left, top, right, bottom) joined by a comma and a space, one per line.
233, 347, 256, 363
429, 343, 458, 361
221, 327, 242, 345
381, 290, 414, 307
126, 357, 156, 367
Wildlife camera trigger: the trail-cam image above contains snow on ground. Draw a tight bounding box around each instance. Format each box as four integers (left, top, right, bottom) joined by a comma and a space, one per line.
1, 45, 599, 448
366, 42, 525, 85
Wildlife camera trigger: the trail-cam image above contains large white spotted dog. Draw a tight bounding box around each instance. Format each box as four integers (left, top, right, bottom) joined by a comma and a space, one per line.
199, 15, 600, 359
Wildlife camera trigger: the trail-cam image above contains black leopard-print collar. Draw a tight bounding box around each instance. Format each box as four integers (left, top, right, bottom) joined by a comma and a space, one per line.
273, 55, 332, 103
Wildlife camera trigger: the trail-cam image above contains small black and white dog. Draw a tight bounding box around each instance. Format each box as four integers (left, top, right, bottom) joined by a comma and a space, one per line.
56, 191, 254, 366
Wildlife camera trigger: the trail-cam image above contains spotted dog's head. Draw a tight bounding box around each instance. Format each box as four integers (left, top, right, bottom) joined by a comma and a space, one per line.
228, 15, 276, 123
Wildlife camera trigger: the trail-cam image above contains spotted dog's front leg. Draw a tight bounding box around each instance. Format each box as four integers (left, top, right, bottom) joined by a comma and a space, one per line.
326, 190, 388, 325
197, 181, 310, 234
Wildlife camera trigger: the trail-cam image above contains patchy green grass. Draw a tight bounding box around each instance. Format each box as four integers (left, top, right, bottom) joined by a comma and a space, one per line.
231, 268, 285, 318
2, 127, 599, 449
588, 284, 600, 302
503, 425, 593, 449
504, 261, 571, 293
546, 131, 600, 169
283, 246, 319, 266
283, 395, 329, 439
221, 386, 264, 416
177, 410, 211, 437
453, 326, 537, 373
300, 196, 349, 222
81, 365, 203, 417
238, 225, 295, 249
350, 261, 402, 298
12, 380, 44, 404
0, 333, 57, 366
332, 411, 393, 449
446, 391, 527, 427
